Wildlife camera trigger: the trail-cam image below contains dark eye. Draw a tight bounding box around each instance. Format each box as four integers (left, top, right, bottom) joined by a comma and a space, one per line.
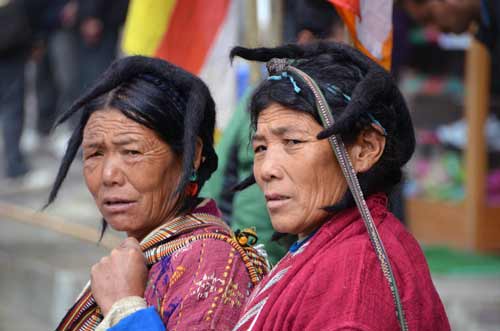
85, 151, 102, 160
254, 145, 267, 153
285, 139, 302, 146
125, 150, 140, 156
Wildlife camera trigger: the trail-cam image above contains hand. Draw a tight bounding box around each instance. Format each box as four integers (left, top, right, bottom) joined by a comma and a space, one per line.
90, 237, 148, 316
80, 17, 103, 46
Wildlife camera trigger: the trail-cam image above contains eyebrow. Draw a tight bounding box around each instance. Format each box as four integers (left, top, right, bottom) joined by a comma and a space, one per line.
82, 139, 102, 149
252, 126, 310, 142
82, 136, 141, 149
111, 136, 141, 146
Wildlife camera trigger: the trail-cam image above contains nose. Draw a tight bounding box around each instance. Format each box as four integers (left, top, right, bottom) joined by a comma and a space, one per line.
102, 155, 125, 187
256, 150, 284, 183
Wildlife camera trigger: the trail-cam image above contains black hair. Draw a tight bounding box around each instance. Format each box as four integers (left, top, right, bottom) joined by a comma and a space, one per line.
45, 56, 218, 234
292, 0, 343, 40
230, 42, 415, 212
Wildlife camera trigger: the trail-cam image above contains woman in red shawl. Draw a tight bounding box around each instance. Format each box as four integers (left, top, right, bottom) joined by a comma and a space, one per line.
230, 42, 450, 331
88, 43, 450, 331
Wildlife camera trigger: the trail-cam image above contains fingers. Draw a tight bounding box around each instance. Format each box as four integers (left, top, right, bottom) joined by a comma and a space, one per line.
119, 237, 141, 249
118, 238, 145, 263
92, 238, 144, 276
90, 256, 110, 284
90, 239, 148, 315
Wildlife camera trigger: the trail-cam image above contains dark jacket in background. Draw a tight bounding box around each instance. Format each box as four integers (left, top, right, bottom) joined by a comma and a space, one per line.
0, 0, 68, 57
77, 0, 129, 28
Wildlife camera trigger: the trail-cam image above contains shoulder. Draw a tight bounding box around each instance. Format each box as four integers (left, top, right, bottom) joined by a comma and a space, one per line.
310, 212, 427, 287
148, 230, 254, 285
301, 214, 447, 329
145, 231, 255, 330
294, 216, 404, 298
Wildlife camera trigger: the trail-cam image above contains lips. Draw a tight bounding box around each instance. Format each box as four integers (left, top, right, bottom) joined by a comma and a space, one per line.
265, 193, 291, 210
101, 197, 137, 213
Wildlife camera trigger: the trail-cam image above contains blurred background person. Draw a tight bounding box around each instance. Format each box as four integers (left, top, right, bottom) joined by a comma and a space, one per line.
30, 0, 128, 156
0, 0, 129, 188
0, 0, 68, 183
31, 0, 80, 156
76, 0, 129, 92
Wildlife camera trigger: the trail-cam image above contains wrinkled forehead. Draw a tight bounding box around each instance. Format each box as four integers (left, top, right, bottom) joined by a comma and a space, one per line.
83, 109, 157, 145
254, 104, 323, 136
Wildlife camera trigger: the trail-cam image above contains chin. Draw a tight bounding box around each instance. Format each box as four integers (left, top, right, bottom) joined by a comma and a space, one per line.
104, 215, 137, 233
270, 218, 297, 235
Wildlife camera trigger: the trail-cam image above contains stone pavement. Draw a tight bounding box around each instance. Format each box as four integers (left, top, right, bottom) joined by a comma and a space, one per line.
0, 137, 499, 330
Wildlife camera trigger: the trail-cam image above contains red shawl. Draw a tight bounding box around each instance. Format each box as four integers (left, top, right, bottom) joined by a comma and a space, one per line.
233, 194, 450, 331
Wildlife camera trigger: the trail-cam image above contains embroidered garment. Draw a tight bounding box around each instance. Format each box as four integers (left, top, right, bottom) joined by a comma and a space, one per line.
56, 199, 268, 331
233, 194, 450, 331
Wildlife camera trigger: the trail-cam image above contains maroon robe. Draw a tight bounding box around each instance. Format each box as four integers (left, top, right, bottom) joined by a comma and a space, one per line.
233, 194, 450, 331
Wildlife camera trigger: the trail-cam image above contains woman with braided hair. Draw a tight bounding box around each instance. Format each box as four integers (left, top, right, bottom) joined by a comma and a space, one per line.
91, 42, 450, 331
48, 55, 268, 331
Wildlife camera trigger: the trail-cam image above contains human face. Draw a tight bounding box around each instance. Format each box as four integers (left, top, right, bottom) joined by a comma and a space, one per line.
82, 108, 183, 240
252, 104, 348, 239
403, 0, 480, 34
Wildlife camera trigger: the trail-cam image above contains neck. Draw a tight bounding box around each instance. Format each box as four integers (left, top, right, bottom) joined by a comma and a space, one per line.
128, 207, 185, 242
298, 226, 319, 241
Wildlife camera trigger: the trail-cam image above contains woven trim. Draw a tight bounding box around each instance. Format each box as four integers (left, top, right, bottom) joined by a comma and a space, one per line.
56, 212, 267, 331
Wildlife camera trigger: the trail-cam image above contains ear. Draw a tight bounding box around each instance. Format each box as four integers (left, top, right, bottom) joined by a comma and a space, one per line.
193, 137, 203, 171
348, 128, 386, 173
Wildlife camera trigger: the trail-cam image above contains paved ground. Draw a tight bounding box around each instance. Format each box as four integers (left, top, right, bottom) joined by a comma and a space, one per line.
0, 132, 499, 330
0, 138, 122, 330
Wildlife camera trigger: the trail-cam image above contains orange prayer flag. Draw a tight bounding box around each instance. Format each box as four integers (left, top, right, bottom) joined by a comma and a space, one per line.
328, 0, 393, 71
123, 0, 230, 75
122, 0, 237, 129
329, 0, 359, 16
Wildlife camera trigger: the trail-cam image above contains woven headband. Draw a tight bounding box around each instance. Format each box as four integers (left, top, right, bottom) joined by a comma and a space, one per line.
266, 63, 387, 136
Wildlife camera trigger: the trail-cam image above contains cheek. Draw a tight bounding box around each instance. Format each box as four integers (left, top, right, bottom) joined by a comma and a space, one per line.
132, 160, 181, 208
126, 159, 167, 192
253, 159, 264, 188
83, 163, 101, 198
296, 151, 341, 207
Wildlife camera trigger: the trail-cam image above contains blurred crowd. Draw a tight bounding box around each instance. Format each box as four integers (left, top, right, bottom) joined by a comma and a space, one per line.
0, 0, 128, 185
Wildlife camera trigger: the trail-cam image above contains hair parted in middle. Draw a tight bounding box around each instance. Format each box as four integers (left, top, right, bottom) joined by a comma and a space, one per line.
46, 55, 218, 214
230, 41, 415, 212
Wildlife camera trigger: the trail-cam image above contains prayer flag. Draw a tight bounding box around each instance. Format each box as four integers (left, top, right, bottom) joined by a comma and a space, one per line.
121, 0, 237, 129
122, 0, 231, 75
329, 0, 393, 70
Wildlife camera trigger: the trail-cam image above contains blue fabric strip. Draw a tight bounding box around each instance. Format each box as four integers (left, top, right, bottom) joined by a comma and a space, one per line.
108, 307, 165, 331
326, 84, 387, 136
267, 75, 387, 136
367, 113, 388, 136
267, 72, 301, 93
289, 228, 319, 253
